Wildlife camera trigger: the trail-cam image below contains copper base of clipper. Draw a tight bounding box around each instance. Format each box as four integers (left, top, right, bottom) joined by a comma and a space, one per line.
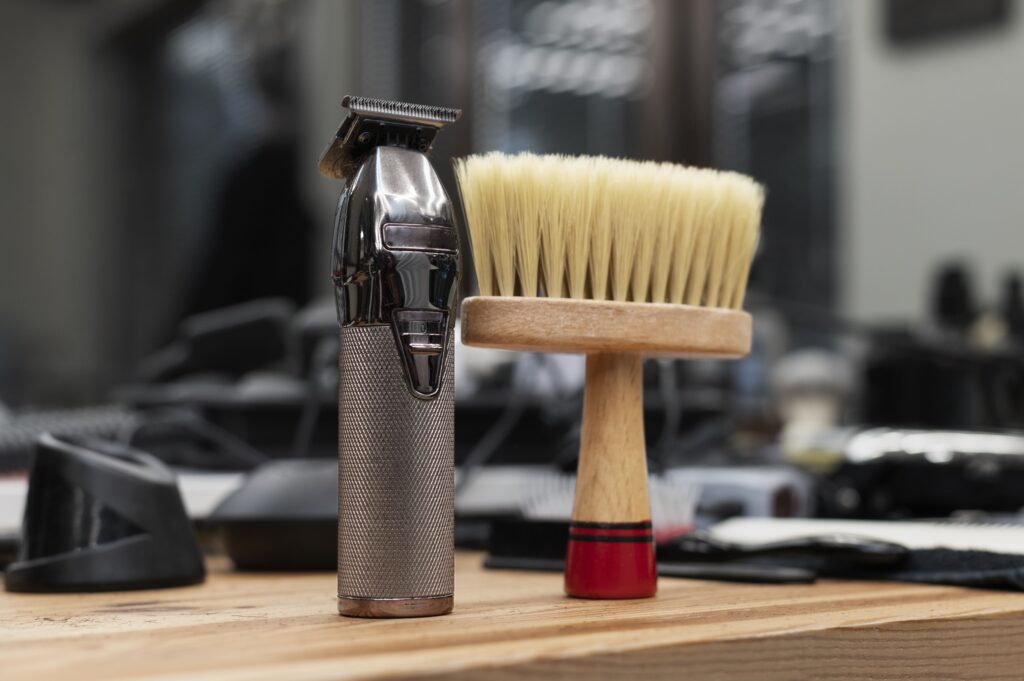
337, 595, 453, 618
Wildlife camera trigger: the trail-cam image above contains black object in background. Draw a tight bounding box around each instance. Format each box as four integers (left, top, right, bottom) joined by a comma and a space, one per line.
861, 262, 1024, 431
116, 299, 341, 465
0, 537, 16, 571
1003, 273, 1024, 344
862, 333, 1024, 430
932, 263, 977, 334
820, 454, 1024, 519
887, 0, 1011, 43
210, 459, 337, 571
137, 298, 297, 383
5, 435, 205, 592
0, 405, 137, 475
813, 428, 1024, 519
187, 140, 313, 317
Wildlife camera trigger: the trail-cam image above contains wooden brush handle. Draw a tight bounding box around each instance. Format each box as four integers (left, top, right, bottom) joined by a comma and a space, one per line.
460, 295, 752, 600
565, 353, 656, 599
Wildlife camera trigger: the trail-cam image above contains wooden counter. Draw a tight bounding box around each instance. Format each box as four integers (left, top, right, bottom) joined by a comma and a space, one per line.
3, 552, 1024, 680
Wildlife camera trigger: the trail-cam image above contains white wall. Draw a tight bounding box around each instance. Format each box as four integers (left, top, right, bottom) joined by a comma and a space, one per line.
840, 0, 1024, 322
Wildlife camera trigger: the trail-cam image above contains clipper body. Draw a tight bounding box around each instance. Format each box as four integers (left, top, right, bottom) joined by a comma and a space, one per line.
321, 97, 461, 618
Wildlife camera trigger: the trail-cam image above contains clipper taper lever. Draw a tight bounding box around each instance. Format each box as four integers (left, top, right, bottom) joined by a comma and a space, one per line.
320, 95, 461, 618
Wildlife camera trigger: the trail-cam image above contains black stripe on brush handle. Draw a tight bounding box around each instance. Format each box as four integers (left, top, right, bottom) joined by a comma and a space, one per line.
568, 535, 655, 543
570, 521, 653, 530
569, 520, 654, 543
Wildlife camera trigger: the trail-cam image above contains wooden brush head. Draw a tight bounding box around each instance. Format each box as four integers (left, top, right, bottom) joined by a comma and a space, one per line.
461, 296, 751, 358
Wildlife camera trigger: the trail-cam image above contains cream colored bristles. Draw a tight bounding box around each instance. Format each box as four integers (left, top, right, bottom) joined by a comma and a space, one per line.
537, 156, 569, 298
608, 164, 641, 302
454, 153, 764, 309
588, 160, 613, 300
508, 155, 542, 296
682, 171, 718, 306
648, 165, 682, 304
665, 169, 701, 305
489, 161, 516, 297
564, 157, 596, 299
627, 163, 663, 302
454, 155, 493, 296
727, 177, 764, 309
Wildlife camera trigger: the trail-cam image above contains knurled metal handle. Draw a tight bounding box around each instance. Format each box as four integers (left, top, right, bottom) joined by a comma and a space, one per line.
337, 325, 454, 600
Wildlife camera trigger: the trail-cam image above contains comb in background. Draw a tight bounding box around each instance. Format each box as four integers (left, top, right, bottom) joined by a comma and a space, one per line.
456, 153, 764, 599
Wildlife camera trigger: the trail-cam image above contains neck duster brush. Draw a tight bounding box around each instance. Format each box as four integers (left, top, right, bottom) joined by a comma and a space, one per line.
456, 153, 764, 599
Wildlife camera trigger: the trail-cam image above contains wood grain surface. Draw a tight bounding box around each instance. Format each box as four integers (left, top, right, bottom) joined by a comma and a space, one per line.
573, 353, 650, 523
4, 552, 1024, 680
460, 296, 752, 357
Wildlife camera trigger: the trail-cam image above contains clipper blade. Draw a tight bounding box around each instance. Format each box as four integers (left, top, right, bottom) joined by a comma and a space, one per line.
319, 95, 462, 180
343, 95, 460, 126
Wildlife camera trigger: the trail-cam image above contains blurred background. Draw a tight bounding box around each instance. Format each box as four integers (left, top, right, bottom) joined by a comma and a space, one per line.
2, 0, 1024, 547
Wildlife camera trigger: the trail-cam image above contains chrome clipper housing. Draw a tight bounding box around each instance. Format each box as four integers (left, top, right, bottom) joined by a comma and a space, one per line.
320, 95, 461, 619
322, 95, 461, 398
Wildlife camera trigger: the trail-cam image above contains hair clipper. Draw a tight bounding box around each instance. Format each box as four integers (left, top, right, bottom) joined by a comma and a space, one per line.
319, 96, 461, 618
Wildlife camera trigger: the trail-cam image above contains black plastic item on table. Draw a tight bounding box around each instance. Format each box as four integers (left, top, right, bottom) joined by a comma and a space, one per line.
486, 517, 1024, 591
4, 434, 205, 592
661, 530, 909, 567
485, 518, 817, 584
209, 458, 337, 571
825, 548, 1024, 590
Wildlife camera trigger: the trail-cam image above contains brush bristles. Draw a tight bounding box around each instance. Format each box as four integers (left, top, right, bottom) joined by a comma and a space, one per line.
454, 153, 764, 310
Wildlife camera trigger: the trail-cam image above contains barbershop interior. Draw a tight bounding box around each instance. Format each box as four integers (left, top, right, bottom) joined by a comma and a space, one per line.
2, 1, 1024, 678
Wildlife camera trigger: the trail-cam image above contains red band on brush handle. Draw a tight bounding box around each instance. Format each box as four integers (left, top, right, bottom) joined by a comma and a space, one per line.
565, 520, 657, 599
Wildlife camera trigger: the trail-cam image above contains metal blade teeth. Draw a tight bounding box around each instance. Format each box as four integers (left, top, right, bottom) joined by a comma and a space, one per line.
343, 95, 460, 124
